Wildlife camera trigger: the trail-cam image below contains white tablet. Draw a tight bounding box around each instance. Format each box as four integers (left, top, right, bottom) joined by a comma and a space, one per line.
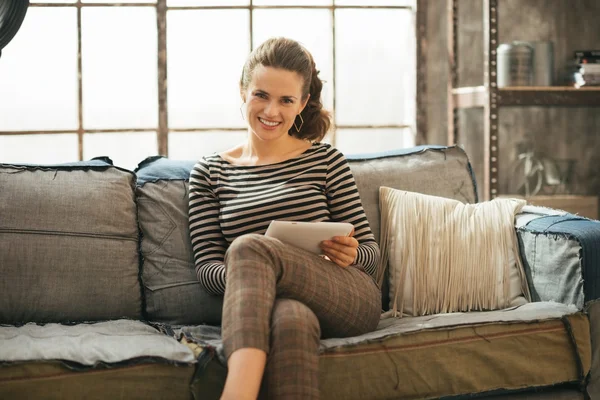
265, 220, 354, 255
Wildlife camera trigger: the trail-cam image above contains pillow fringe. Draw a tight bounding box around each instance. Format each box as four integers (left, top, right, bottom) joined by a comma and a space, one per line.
379, 187, 528, 317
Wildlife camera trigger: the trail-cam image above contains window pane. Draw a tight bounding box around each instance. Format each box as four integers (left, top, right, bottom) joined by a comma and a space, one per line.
335, 128, 414, 155
335, 9, 415, 126
334, 0, 415, 5
0, 134, 78, 164
321, 130, 335, 145
168, 0, 249, 6
83, 132, 157, 171
169, 131, 247, 160
254, 0, 332, 5
83, 0, 155, 2
0, 8, 78, 131
252, 9, 333, 112
82, 7, 158, 130
30, 0, 75, 3
168, 10, 249, 129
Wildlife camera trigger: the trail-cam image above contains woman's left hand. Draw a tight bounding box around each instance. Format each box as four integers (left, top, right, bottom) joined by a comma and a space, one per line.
320, 231, 358, 268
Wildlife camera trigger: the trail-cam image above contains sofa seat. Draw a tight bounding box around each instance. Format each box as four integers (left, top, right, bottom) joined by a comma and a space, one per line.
0, 320, 196, 399
177, 302, 591, 400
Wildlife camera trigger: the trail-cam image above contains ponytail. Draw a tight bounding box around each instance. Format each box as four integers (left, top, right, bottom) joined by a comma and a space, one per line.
290, 63, 331, 142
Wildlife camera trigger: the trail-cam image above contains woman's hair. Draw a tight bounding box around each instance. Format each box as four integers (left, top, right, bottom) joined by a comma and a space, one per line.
240, 37, 331, 142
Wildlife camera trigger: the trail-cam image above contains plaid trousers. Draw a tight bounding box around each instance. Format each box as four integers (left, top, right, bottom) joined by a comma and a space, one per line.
222, 234, 381, 399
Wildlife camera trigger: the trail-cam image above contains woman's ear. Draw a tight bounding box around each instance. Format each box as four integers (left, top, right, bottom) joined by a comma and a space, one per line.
299, 94, 310, 113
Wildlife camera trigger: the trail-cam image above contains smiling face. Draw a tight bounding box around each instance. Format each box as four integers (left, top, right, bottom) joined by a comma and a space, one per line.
241, 65, 309, 143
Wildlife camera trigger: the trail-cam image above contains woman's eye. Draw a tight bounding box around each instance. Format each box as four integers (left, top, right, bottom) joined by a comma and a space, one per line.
282, 99, 293, 104
255, 92, 267, 99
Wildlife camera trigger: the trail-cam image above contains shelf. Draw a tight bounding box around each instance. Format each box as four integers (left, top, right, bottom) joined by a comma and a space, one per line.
446, 0, 600, 201
452, 86, 600, 108
501, 194, 598, 220
499, 86, 600, 106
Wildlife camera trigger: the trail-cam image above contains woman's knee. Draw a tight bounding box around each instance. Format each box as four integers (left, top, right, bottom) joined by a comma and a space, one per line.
224, 233, 284, 269
271, 299, 321, 341
226, 233, 280, 258
225, 234, 264, 264
227, 233, 263, 252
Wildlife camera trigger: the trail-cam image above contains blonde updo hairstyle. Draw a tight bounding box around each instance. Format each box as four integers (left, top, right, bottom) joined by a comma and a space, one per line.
240, 37, 331, 142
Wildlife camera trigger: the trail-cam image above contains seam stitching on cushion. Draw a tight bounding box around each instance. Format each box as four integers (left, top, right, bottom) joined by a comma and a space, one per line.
0, 228, 138, 242
321, 325, 565, 357
137, 197, 177, 257
0, 362, 191, 383
561, 315, 586, 386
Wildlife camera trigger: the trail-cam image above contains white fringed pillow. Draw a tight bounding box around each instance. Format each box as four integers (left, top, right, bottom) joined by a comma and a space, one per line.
377, 187, 531, 317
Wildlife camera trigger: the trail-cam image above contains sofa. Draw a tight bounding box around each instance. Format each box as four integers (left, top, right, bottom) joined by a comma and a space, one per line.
1, 145, 600, 400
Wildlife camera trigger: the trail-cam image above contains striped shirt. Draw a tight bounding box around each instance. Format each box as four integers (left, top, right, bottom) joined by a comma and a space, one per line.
188, 142, 380, 295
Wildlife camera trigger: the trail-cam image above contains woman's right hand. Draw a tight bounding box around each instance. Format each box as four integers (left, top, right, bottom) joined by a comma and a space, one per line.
319, 230, 358, 268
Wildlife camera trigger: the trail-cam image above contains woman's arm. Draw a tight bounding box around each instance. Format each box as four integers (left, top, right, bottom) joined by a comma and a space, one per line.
189, 159, 228, 295
325, 148, 380, 277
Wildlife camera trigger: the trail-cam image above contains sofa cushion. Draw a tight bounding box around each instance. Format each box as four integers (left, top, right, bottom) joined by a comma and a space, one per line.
516, 208, 600, 307
0, 319, 195, 365
172, 302, 590, 400
586, 299, 600, 399
0, 361, 195, 400
0, 319, 196, 400
347, 145, 478, 244
318, 303, 590, 400
347, 146, 479, 312
0, 160, 141, 323
379, 187, 530, 316
135, 156, 223, 325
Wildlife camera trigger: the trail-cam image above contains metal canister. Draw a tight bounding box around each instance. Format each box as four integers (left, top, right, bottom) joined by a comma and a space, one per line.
531, 41, 554, 86
497, 42, 534, 87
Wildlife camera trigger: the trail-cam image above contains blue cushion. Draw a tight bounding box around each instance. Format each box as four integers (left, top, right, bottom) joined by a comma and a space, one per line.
521, 214, 600, 304
135, 156, 196, 186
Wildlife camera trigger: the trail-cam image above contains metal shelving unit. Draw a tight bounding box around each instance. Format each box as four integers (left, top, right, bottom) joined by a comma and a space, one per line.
447, 0, 600, 201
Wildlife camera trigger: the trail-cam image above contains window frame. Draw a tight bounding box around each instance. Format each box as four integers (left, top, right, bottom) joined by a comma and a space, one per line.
1, 0, 426, 159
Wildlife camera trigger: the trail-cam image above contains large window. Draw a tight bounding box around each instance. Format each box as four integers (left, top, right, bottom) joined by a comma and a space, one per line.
0, 0, 416, 170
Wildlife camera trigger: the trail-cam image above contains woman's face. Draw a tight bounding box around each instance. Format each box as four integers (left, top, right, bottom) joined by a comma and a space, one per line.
242, 65, 309, 142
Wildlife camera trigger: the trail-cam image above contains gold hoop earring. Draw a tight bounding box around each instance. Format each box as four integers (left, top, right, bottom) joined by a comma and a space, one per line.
293, 113, 304, 133
240, 104, 245, 121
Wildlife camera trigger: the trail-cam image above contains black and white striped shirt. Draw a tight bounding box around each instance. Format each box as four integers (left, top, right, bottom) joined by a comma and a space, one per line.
188, 142, 380, 295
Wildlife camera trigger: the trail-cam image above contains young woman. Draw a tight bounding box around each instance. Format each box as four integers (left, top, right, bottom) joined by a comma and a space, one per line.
189, 37, 381, 400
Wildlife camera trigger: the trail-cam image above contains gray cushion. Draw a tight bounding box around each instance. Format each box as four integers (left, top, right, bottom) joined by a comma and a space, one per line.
0, 160, 141, 323
347, 145, 478, 243
135, 157, 223, 325
0, 319, 195, 365
347, 146, 477, 310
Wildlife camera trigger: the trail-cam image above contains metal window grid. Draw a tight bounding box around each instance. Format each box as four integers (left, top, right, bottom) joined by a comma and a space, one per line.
3, 1, 421, 159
